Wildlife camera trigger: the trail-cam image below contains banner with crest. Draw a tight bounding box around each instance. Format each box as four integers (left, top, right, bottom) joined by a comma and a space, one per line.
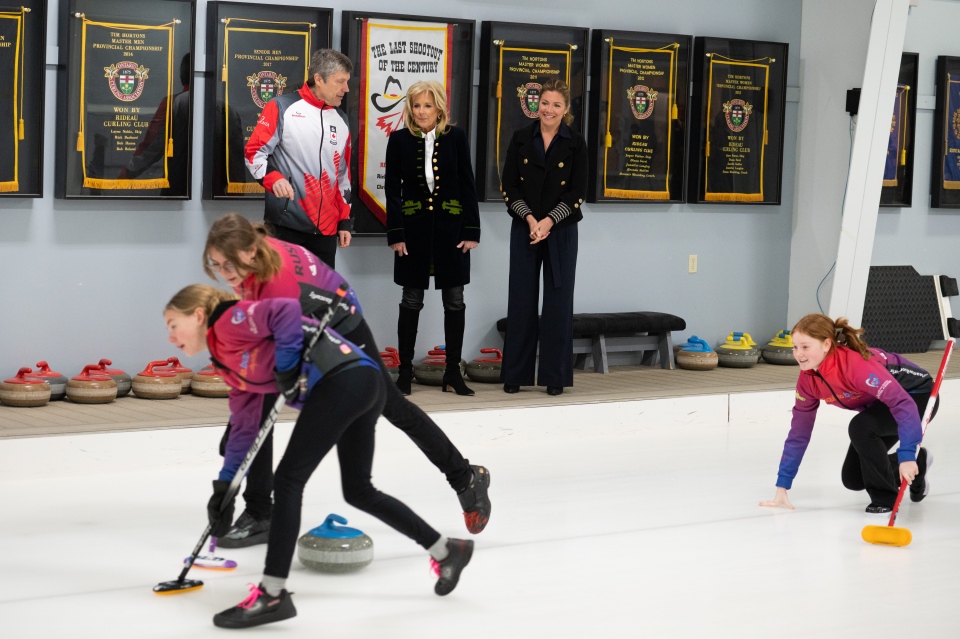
358, 18, 452, 223
495, 43, 571, 184
883, 84, 909, 187
0, 7, 25, 192
943, 75, 960, 190
222, 19, 311, 194
703, 55, 771, 202
77, 17, 177, 190
602, 42, 678, 199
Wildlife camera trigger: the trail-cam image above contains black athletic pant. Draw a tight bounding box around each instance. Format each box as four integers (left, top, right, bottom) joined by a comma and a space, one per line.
264, 366, 442, 579
841, 393, 937, 507
220, 317, 474, 520
268, 223, 339, 270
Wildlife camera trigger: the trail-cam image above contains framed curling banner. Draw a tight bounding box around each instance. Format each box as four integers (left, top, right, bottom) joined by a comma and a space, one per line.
880, 52, 917, 208
932, 55, 960, 209
587, 29, 690, 203
202, 2, 331, 200
56, 0, 194, 199
342, 11, 474, 235
0, 0, 45, 197
476, 21, 587, 201
687, 37, 788, 205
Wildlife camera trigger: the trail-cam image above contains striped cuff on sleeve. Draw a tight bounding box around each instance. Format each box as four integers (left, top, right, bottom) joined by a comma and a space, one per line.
547, 202, 572, 224
510, 199, 533, 219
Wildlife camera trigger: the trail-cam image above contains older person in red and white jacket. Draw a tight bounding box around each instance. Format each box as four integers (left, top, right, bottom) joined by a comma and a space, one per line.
245, 49, 353, 268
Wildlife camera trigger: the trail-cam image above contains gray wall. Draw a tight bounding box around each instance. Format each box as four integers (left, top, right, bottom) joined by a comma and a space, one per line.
0, 0, 801, 377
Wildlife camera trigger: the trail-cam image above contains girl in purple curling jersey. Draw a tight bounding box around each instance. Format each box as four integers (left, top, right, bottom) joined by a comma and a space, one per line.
760, 314, 937, 516
164, 285, 473, 629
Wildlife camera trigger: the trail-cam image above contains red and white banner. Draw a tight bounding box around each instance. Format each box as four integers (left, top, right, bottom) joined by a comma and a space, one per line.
358, 18, 453, 223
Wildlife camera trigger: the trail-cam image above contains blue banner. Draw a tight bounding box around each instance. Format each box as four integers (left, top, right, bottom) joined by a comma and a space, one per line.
944, 75, 960, 189
883, 85, 908, 187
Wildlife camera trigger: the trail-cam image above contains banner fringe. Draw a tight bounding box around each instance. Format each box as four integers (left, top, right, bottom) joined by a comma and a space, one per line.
604, 132, 612, 148
0, 181, 20, 193
882, 179, 898, 187
604, 188, 670, 200
704, 192, 764, 202
76, 132, 84, 152
944, 181, 960, 190
83, 178, 169, 190
227, 182, 265, 194
166, 138, 174, 157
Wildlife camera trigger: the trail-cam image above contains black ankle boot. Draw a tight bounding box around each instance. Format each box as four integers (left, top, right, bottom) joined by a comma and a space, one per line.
442, 369, 475, 395
397, 305, 420, 396
396, 365, 413, 396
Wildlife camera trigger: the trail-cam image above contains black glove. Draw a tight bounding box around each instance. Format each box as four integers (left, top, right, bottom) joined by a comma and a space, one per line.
274, 366, 301, 402
207, 480, 235, 538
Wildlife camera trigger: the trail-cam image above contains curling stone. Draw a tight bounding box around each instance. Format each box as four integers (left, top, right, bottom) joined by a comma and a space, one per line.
673, 338, 699, 364
157, 357, 193, 393
466, 348, 503, 383
97, 359, 132, 397
25, 361, 68, 400
191, 366, 231, 398
676, 336, 719, 371
762, 331, 798, 365
413, 347, 450, 386
65, 364, 117, 404
380, 347, 400, 383
297, 514, 374, 573
716, 332, 760, 368
132, 360, 182, 399
0, 368, 51, 407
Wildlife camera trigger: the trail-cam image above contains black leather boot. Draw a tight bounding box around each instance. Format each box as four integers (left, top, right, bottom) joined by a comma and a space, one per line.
397, 305, 420, 396
441, 308, 474, 396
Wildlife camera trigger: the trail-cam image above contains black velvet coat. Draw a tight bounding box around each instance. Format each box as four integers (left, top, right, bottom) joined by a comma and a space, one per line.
501, 121, 588, 226
385, 126, 481, 290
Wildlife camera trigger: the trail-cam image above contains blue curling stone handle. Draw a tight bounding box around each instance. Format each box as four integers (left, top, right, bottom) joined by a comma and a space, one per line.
307, 513, 365, 539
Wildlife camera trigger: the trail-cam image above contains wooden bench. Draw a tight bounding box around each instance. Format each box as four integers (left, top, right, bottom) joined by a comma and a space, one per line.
496, 312, 686, 373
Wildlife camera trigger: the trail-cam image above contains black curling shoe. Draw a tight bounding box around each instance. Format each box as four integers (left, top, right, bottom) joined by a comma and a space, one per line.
431, 539, 474, 596
213, 583, 296, 629
865, 503, 894, 516
546, 386, 563, 396
217, 511, 270, 548
457, 465, 492, 534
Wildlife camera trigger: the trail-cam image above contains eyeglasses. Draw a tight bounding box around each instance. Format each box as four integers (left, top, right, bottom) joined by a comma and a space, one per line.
207, 259, 237, 274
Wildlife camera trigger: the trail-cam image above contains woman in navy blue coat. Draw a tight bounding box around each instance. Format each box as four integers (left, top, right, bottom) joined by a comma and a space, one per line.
385, 80, 481, 396
500, 78, 588, 396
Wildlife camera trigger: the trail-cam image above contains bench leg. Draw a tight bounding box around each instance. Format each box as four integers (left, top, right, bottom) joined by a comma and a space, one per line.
592, 334, 609, 374
640, 347, 658, 367
659, 332, 675, 370
574, 353, 588, 370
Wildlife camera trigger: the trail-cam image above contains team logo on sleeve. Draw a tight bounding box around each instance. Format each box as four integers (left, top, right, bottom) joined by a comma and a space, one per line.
231, 308, 247, 324
723, 99, 753, 132
247, 71, 287, 108
104, 62, 149, 101
866, 374, 880, 388
627, 86, 657, 120
795, 391, 807, 402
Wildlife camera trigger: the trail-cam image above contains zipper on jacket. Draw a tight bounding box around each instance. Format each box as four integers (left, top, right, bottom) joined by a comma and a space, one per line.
813, 370, 854, 409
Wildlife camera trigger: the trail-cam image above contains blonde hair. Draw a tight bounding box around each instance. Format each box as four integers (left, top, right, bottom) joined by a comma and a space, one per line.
204, 213, 282, 282
540, 78, 574, 126
402, 81, 451, 134
166, 284, 239, 321
792, 314, 871, 360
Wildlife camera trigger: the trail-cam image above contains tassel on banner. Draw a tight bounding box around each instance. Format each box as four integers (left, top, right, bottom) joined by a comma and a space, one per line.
222, 65, 227, 83
496, 81, 502, 98
76, 131, 84, 152
166, 138, 174, 157
705, 141, 710, 157
605, 132, 612, 148
764, 129, 768, 145
672, 103, 678, 120
19, 119, 24, 140
901, 149, 907, 166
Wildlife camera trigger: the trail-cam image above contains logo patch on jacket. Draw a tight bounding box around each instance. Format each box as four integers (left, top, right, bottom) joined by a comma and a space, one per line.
866, 374, 880, 388
231, 308, 246, 324
329, 125, 338, 146
795, 391, 806, 401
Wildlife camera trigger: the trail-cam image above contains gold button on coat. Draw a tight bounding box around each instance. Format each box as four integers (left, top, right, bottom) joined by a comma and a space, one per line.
558, 162, 564, 168
429, 206, 434, 210
523, 158, 528, 164
560, 180, 566, 185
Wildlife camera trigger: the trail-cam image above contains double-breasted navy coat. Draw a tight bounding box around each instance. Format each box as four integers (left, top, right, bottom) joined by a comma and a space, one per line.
384, 126, 481, 290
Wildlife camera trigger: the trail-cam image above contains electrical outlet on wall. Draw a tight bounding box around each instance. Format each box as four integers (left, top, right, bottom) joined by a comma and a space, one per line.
688, 255, 698, 273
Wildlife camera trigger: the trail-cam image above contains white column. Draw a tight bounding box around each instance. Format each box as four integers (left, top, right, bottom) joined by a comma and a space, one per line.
828, 0, 910, 324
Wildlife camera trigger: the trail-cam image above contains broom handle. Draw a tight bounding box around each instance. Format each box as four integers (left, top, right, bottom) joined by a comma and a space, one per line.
177, 284, 348, 581
887, 339, 954, 527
